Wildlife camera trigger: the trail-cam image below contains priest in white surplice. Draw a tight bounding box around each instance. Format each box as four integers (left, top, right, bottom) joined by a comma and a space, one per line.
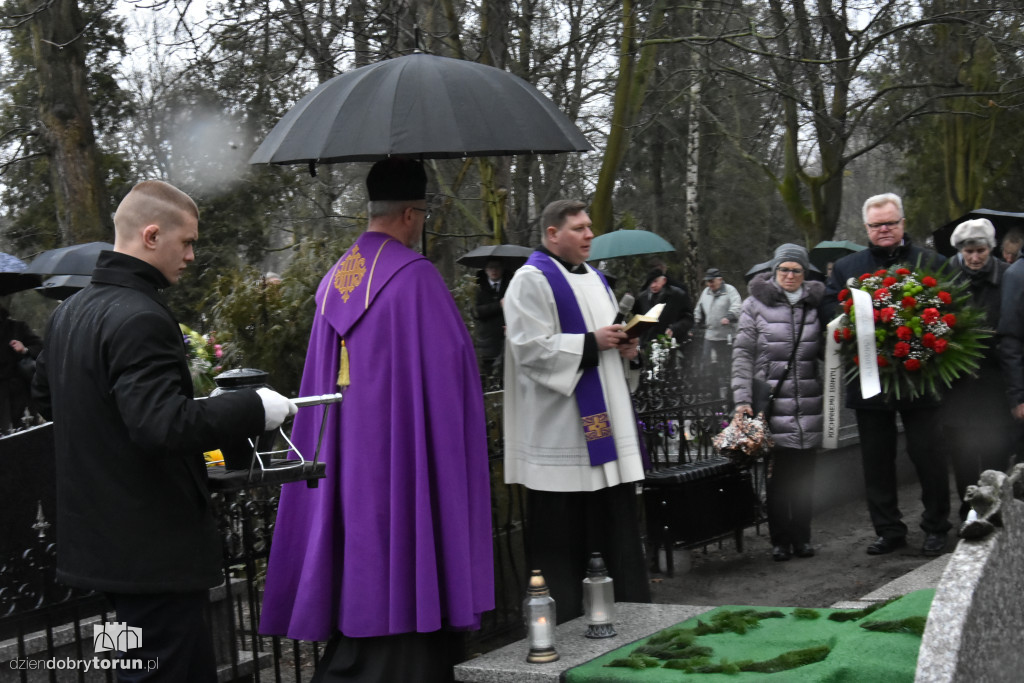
503, 199, 651, 624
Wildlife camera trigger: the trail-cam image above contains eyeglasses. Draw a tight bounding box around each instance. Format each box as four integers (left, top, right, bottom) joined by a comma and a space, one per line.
777, 267, 804, 275
410, 207, 432, 221
867, 219, 903, 230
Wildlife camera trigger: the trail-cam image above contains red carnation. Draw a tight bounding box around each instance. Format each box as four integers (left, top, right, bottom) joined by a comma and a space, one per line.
882, 276, 898, 287
922, 332, 936, 348
904, 358, 921, 371
942, 313, 957, 327
842, 327, 853, 341
921, 308, 940, 324
880, 307, 896, 323
875, 269, 887, 276
893, 342, 911, 358
843, 298, 854, 313
853, 355, 860, 365
938, 291, 953, 305
873, 309, 881, 322
838, 288, 850, 301
859, 273, 871, 281
877, 355, 889, 367
874, 288, 890, 301
922, 276, 937, 287
896, 268, 911, 276
897, 326, 913, 341
934, 338, 948, 354
833, 329, 841, 343
902, 296, 917, 309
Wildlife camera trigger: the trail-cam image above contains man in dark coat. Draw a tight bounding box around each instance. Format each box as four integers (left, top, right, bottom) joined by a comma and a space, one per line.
0, 304, 42, 432
999, 238, 1024, 462
473, 258, 509, 381
633, 271, 694, 347
823, 192, 951, 558
32, 180, 296, 681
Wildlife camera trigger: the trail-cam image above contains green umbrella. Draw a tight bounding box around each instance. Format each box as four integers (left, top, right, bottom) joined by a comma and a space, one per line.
809, 240, 865, 271
586, 229, 675, 261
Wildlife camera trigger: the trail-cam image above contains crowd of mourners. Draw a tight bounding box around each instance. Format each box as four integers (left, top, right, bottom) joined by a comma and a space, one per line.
11, 172, 1024, 682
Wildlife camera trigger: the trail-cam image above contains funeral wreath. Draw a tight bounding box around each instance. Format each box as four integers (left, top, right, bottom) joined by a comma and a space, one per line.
832, 265, 988, 400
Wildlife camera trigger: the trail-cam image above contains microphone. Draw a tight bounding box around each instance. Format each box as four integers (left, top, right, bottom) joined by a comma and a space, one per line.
613, 293, 635, 325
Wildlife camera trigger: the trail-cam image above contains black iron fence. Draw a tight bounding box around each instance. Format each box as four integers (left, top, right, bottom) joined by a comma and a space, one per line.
0, 352, 750, 681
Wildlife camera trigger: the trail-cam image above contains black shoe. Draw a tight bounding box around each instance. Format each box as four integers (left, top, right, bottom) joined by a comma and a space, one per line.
772, 545, 791, 561
793, 542, 815, 558
922, 533, 947, 556
866, 536, 907, 555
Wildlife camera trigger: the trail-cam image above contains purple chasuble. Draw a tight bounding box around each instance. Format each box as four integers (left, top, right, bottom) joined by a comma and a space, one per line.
526, 251, 618, 466
259, 231, 494, 641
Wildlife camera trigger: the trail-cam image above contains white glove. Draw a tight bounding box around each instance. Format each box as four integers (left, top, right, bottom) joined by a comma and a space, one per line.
257, 388, 298, 430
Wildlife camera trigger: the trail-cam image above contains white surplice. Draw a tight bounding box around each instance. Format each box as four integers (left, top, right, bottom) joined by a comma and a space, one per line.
502, 260, 644, 492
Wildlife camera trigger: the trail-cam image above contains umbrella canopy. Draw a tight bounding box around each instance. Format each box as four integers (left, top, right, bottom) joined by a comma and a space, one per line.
744, 260, 772, 282
0, 252, 41, 296
809, 240, 866, 271
931, 208, 1024, 257
250, 53, 592, 166
456, 244, 533, 269
35, 274, 92, 301
25, 242, 113, 277
586, 230, 675, 262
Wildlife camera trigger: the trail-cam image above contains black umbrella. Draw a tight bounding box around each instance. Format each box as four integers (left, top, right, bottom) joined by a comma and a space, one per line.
0, 252, 41, 296
25, 242, 113, 277
35, 274, 92, 300
809, 240, 865, 271
250, 53, 592, 167
456, 244, 534, 269
932, 209, 1024, 257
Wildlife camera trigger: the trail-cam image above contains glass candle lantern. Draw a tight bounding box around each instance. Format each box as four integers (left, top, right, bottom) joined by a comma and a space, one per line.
523, 570, 559, 663
582, 552, 617, 638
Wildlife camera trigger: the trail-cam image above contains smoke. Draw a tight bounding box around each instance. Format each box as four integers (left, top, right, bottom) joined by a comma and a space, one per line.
168, 109, 254, 195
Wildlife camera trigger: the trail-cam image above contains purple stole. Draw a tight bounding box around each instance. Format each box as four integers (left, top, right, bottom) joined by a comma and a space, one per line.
527, 251, 618, 466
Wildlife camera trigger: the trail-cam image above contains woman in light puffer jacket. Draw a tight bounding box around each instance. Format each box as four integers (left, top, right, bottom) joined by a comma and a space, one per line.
731, 243, 825, 562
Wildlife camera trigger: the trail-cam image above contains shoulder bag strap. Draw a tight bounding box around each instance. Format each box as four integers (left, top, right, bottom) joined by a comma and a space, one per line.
769, 304, 808, 400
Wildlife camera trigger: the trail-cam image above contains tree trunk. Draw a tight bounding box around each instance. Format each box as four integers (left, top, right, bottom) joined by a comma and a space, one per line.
26, 0, 111, 245
591, 0, 668, 235
682, 0, 704, 289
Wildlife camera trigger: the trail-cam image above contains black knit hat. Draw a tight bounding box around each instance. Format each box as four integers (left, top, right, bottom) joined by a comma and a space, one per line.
366, 157, 427, 201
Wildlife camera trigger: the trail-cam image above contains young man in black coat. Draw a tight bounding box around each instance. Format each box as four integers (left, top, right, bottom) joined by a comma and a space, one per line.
823, 192, 951, 558
32, 180, 297, 681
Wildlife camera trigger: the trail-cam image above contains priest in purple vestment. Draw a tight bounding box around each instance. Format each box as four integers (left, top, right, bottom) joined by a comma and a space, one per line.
259, 158, 494, 682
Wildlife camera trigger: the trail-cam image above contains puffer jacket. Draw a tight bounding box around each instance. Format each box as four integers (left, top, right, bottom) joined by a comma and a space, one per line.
732, 273, 825, 449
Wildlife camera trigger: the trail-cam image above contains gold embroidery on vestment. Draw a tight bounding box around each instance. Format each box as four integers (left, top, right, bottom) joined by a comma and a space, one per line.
333, 245, 367, 303
582, 412, 611, 441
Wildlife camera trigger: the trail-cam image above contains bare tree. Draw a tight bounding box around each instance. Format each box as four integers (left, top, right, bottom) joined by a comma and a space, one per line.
649, 0, 1024, 243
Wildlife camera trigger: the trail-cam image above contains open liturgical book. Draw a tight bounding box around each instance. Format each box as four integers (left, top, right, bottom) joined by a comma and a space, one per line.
622, 303, 665, 339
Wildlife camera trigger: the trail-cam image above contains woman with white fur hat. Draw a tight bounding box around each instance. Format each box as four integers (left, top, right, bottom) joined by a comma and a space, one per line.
944, 218, 1014, 519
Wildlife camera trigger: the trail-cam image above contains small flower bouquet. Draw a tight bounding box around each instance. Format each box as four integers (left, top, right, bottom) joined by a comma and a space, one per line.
180, 324, 224, 397
832, 266, 989, 400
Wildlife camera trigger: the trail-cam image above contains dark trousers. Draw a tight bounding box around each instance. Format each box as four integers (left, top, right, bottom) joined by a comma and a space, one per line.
312, 629, 463, 683
766, 447, 817, 548
943, 373, 1016, 519
856, 407, 951, 539
525, 483, 651, 625
105, 591, 216, 683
